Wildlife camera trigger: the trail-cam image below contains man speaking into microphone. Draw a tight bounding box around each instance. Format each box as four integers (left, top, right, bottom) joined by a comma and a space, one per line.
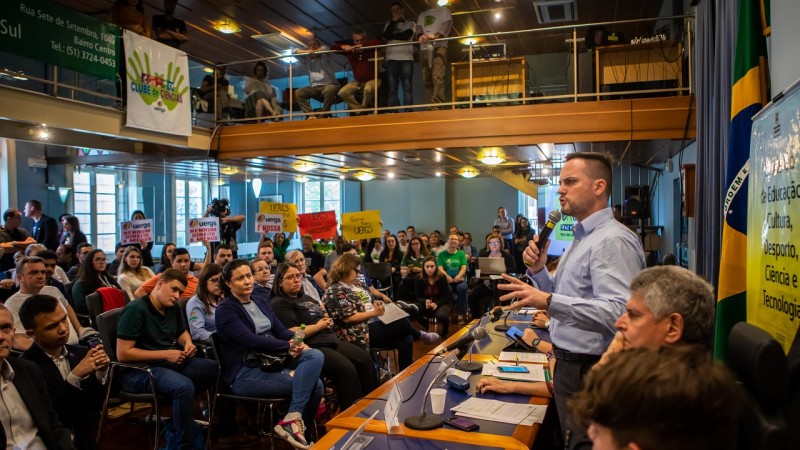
498, 153, 644, 450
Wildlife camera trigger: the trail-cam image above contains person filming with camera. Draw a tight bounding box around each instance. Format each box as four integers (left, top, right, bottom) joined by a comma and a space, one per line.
204, 198, 245, 258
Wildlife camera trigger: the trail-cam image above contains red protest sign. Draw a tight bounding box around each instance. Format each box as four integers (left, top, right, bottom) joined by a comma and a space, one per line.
298, 211, 337, 239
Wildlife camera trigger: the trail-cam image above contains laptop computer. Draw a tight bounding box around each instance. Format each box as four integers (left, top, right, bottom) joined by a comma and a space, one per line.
478, 257, 506, 275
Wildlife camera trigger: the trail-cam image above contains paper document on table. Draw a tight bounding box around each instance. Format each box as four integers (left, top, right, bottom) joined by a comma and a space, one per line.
498, 351, 548, 364
482, 362, 546, 382
378, 303, 409, 325
517, 308, 539, 315
489, 274, 503, 280
451, 397, 547, 425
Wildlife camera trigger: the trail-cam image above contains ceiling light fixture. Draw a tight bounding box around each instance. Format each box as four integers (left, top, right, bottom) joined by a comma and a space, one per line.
295, 175, 310, 183
293, 161, 316, 172
280, 50, 298, 64
220, 166, 239, 175
213, 21, 241, 34
28, 124, 49, 141
478, 147, 506, 165
215, 178, 227, 186
435, 170, 442, 177
461, 37, 478, 46
438, 0, 450, 6
459, 167, 480, 178
355, 172, 375, 181
251, 178, 263, 197
339, 175, 346, 180
387, 171, 395, 179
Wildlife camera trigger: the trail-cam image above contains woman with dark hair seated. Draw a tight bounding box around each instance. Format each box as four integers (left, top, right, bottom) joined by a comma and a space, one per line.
185, 263, 223, 343
415, 255, 452, 335
322, 253, 440, 371
155, 242, 176, 274
72, 248, 121, 314
271, 262, 376, 410
215, 259, 323, 450
60, 216, 87, 247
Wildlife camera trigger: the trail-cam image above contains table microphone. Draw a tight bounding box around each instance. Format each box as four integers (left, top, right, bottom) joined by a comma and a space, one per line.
438, 325, 487, 355
494, 299, 520, 332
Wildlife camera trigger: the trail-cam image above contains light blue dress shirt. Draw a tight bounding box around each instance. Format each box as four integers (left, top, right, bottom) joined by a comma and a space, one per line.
531, 207, 645, 355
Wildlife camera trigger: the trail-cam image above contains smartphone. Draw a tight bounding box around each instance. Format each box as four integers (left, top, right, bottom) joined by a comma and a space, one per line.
444, 416, 479, 431
498, 365, 530, 373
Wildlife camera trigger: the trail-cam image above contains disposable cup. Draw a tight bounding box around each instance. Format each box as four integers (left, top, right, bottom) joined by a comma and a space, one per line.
475, 269, 482, 278
430, 388, 447, 415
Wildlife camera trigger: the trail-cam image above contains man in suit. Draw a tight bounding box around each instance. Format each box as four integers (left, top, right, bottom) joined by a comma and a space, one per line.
20, 294, 109, 450
24, 200, 59, 251
0, 303, 75, 449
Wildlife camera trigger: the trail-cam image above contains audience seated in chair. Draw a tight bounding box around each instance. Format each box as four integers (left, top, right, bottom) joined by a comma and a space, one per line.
244, 61, 283, 121
116, 268, 218, 450
0, 304, 75, 449
20, 294, 109, 450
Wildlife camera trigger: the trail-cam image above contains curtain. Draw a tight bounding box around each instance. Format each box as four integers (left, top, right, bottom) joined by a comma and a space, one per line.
694, 0, 737, 286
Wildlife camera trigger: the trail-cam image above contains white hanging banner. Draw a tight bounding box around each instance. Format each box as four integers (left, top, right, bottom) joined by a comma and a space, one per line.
123, 30, 191, 136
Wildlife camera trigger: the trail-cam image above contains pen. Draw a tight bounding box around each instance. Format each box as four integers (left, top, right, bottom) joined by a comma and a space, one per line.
543, 365, 552, 383
515, 355, 519, 366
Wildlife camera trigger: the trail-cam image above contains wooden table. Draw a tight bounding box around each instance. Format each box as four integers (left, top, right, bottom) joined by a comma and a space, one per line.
324, 324, 549, 450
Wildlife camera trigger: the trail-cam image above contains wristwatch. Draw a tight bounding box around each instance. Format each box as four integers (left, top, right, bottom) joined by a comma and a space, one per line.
545, 293, 553, 310
532, 338, 541, 349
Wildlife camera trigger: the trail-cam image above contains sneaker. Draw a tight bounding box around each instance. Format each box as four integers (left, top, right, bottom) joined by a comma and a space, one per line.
420, 331, 441, 344
396, 300, 419, 315
273, 414, 312, 450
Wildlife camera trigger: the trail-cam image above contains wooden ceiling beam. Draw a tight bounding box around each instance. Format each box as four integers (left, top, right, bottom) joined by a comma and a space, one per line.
215, 96, 695, 160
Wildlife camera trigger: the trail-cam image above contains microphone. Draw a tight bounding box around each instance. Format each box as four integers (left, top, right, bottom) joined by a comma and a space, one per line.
440, 325, 487, 354
490, 307, 504, 322
536, 210, 563, 252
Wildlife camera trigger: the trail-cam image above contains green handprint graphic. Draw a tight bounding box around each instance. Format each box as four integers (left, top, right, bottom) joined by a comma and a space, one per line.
157, 62, 189, 111
126, 50, 160, 106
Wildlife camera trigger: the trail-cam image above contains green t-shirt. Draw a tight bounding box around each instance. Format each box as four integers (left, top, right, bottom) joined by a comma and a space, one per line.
437, 250, 467, 278
117, 296, 185, 351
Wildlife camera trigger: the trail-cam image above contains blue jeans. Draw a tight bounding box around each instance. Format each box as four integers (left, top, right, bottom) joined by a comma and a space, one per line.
121, 357, 218, 449
386, 60, 413, 109
232, 348, 324, 428
449, 280, 468, 315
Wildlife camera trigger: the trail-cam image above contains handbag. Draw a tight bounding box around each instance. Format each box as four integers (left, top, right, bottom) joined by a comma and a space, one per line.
244, 350, 291, 372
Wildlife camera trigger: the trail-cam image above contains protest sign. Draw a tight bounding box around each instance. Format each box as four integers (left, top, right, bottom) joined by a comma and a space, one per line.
259, 202, 298, 232
188, 217, 220, 243
298, 211, 337, 239
341, 210, 382, 241
255, 213, 283, 234
120, 219, 153, 245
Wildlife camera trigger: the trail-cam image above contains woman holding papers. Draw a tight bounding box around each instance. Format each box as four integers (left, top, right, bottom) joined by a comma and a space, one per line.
323, 253, 440, 370
476, 328, 555, 398
272, 262, 377, 409
415, 256, 451, 335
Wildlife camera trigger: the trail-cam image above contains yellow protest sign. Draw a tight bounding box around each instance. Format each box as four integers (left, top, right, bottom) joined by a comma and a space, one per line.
259, 202, 298, 232
341, 210, 382, 241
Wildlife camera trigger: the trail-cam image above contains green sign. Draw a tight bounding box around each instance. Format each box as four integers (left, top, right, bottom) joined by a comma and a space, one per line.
3, 0, 120, 79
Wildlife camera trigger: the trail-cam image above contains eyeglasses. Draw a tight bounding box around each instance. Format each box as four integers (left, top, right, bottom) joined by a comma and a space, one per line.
489, 242, 500, 246
209, 276, 222, 284
282, 273, 303, 281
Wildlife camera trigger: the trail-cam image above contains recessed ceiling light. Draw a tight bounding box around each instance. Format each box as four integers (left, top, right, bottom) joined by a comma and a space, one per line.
355, 172, 375, 181
295, 175, 310, 183
387, 171, 395, 179
213, 21, 240, 34
293, 161, 317, 172
459, 167, 480, 178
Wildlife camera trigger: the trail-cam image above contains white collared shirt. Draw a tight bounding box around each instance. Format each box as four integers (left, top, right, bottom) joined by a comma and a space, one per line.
0, 359, 47, 450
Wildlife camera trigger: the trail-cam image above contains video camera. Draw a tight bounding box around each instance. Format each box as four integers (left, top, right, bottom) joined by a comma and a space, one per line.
207, 198, 231, 217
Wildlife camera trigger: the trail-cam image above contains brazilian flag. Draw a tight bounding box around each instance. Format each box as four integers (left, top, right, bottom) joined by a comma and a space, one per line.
715, 0, 770, 361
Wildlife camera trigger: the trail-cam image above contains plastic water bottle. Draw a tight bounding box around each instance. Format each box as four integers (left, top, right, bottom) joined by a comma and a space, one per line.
292, 324, 306, 348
